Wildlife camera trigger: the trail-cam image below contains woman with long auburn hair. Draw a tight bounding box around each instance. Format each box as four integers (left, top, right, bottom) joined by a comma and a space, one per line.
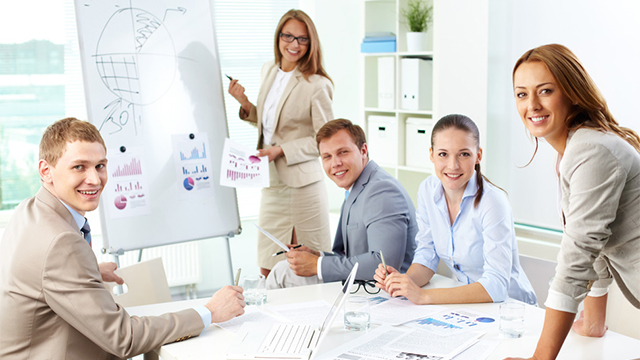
507, 44, 640, 360
227, 10, 333, 277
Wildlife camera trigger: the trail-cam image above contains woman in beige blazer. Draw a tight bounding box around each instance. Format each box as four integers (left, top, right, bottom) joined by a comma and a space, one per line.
228, 9, 333, 276
508, 44, 640, 360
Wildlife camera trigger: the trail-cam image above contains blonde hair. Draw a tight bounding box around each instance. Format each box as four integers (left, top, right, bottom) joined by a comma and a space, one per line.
513, 44, 640, 154
273, 9, 332, 83
39, 117, 106, 166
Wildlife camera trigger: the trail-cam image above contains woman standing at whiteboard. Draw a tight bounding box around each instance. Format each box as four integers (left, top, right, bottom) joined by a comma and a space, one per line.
506, 44, 640, 360
228, 9, 333, 277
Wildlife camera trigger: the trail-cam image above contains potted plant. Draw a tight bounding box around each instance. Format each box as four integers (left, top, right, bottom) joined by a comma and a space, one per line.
401, 0, 433, 52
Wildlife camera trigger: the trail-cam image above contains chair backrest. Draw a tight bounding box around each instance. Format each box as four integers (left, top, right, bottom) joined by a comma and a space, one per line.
519, 254, 557, 308
104, 257, 172, 307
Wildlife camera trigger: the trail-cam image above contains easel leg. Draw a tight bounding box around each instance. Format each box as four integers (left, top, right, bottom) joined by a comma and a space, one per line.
225, 237, 234, 284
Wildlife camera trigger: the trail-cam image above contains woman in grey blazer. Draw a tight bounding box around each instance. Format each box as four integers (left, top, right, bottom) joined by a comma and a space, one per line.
508, 44, 640, 360
228, 10, 333, 276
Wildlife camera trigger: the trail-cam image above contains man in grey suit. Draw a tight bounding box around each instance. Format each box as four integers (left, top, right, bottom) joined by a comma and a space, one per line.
0, 118, 245, 359
266, 119, 417, 288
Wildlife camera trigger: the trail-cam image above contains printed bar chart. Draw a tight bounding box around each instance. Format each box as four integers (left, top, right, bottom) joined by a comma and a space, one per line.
180, 142, 207, 161
112, 157, 142, 177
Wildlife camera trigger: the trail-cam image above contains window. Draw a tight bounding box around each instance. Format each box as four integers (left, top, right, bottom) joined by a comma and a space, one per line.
0, 0, 297, 218
0, 1, 68, 210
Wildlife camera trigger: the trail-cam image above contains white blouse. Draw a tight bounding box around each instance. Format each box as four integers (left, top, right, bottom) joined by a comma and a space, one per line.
261, 67, 293, 146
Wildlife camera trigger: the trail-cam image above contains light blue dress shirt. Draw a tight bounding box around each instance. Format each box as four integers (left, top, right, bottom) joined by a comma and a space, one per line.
58, 200, 212, 328
412, 173, 537, 304
60, 201, 88, 244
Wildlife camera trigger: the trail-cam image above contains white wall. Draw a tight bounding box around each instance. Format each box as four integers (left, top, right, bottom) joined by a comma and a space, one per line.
301, 0, 362, 212
433, 0, 489, 151
486, 0, 640, 230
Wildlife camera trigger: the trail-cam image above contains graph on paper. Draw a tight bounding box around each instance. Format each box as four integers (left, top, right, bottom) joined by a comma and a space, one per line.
172, 133, 214, 198
112, 157, 143, 177
405, 308, 496, 336
105, 146, 151, 219
220, 138, 269, 188
180, 142, 207, 161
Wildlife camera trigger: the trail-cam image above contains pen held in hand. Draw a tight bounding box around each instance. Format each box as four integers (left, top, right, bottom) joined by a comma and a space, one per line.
234, 268, 241, 286
225, 73, 233, 81
272, 244, 303, 257
380, 250, 388, 276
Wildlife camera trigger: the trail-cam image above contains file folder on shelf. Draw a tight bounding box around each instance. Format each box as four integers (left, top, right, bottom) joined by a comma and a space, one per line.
401, 58, 433, 110
377, 57, 394, 109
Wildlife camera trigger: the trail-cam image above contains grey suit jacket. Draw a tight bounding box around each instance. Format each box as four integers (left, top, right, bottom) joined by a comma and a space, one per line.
0, 188, 203, 359
548, 128, 640, 312
239, 61, 334, 188
321, 161, 417, 282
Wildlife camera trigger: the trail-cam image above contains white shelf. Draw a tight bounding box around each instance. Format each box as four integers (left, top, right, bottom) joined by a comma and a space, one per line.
397, 165, 431, 174
361, 0, 435, 207
364, 107, 395, 113
397, 51, 434, 57
397, 109, 433, 115
364, 108, 433, 116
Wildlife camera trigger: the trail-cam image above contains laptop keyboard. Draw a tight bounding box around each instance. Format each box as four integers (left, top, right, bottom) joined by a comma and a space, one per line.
259, 324, 315, 354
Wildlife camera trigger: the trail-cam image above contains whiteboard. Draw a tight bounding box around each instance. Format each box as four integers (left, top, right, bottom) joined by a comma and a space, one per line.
75, 0, 240, 253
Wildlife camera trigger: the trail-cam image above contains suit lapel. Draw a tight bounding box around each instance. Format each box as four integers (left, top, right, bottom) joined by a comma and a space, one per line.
257, 64, 279, 140
342, 161, 377, 255
36, 187, 78, 230
273, 67, 301, 132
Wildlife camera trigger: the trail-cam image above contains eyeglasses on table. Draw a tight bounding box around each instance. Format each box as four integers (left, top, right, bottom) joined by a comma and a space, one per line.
341, 279, 381, 294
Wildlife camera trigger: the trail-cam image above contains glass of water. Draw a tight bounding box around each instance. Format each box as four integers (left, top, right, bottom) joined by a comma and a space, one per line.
243, 274, 267, 306
344, 295, 370, 331
499, 300, 525, 338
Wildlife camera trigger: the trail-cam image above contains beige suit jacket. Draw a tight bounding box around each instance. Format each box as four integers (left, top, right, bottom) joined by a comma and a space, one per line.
0, 188, 203, 359
240, 61, 334, 188
547, 128, 640, 313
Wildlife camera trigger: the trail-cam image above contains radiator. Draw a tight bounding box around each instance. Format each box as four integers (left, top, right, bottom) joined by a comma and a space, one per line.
116, 242, 202, 288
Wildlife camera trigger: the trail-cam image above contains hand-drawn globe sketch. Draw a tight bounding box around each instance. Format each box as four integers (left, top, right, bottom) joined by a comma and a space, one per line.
95, 8, 176, 106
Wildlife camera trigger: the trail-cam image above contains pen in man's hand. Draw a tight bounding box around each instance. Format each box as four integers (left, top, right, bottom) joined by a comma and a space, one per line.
380, 250, 388, 276
234, 268, 241, 286
272, 244, 303, 257
225, 74, 233, 81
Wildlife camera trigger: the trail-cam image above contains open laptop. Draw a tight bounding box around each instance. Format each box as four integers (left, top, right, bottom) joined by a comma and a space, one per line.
225, 263, 359, 360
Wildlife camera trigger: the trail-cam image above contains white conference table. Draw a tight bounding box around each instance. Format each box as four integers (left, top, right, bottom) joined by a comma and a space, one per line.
127, 275, 640, 360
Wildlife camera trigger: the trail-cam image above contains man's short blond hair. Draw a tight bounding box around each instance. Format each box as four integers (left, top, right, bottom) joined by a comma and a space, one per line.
39, 117, 106, 166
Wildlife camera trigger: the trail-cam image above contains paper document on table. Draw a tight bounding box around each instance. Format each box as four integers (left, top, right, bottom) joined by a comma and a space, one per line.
450, 339, 500, 360
220, 138, 269, 188
267, 300, 332, 325
254, 224, 289, 252
369, 294, 446, 325
214, 306, 283, 334
404, 308, 497, 336
317, 325, 482, 360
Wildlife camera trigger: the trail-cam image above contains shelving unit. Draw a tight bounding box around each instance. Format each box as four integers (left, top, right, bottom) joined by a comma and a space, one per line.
360, 0, 435, 206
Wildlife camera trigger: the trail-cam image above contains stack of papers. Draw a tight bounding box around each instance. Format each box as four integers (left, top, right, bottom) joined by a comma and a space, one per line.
318, 308, 500, 360
368, 294, 445, 325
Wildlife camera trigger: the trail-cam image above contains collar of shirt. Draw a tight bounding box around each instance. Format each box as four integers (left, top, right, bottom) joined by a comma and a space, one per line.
431, 170, 479, 204
59, 200, 86, 232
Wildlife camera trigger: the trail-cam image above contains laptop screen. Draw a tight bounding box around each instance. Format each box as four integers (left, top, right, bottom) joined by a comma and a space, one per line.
318, 263, 359, 333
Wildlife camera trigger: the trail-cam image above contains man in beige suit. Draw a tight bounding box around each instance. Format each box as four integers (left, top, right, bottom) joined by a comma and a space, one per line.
0, 118, 245, 359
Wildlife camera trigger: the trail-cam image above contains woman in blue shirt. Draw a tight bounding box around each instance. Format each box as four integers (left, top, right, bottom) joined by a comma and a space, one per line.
375, 114, 536, 305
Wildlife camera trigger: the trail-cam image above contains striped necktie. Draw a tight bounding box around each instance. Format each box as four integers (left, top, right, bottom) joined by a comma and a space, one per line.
81, 218, 92, 246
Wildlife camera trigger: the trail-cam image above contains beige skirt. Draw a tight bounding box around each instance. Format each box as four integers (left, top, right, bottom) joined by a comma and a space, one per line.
257, 162, 332, 270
